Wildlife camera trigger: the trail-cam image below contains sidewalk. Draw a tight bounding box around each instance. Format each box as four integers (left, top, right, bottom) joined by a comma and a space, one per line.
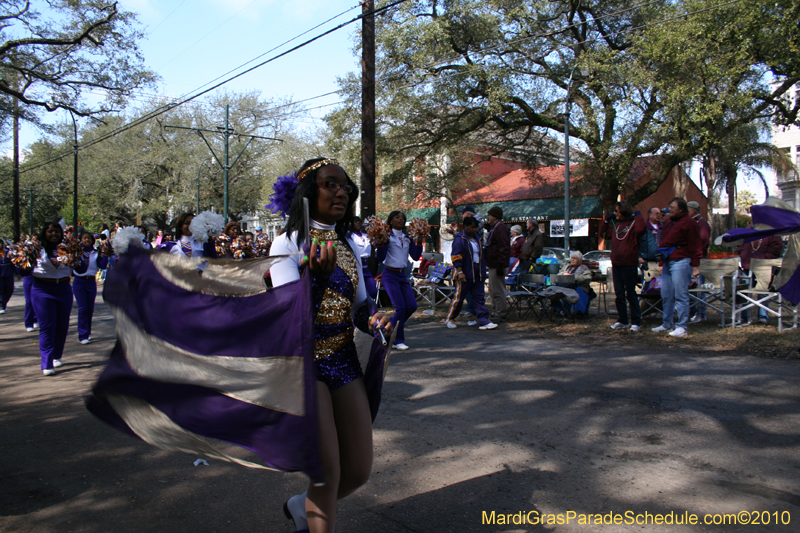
2, 281, 800, 532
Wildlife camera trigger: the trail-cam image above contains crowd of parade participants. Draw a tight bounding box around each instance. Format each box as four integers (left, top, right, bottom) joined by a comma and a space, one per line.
0, 152, 783, 533
1, 193, 771, 379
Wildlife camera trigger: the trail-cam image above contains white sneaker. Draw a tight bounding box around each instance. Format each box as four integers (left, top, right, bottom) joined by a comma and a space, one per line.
26, 327, 34, 332
669, 327, 687, 337
80, 339, 91, 345
0, 309, 5, 314
629, 325, 640, 332
445, 320, 457, 329
479, 322, 498, 330
88, 336, 92, 341
42, 369, 55, 376
689, 315, 702, 324
651, 325, 671, 333
34, 323, 39, 329
393, 343, 409, 351
53, 359, 63, 368
610, 322, 628, 330
283, 491, 308, 531
467, 320, 478, 326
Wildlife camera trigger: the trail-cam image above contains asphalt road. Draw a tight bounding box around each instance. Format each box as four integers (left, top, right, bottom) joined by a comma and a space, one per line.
1, 280, 799, 533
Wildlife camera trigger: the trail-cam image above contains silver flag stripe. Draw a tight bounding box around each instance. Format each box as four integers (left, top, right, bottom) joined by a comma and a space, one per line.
106, 395, 279, 470
111, 305, 306, 416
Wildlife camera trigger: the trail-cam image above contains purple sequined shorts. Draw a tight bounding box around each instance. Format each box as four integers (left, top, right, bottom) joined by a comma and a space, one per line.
315, 341, 363, 391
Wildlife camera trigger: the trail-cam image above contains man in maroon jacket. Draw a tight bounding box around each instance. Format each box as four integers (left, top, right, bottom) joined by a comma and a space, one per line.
484, 205, 511, 320
688, 200, 712, 322
652, 197, 703, 337
599, 200, 647, 331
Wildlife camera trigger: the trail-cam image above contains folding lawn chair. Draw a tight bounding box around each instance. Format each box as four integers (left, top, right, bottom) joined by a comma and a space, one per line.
687, 257, 739, 327
506, 273, 545, 320
732, 258, 798, 331
638, 262, 663, 317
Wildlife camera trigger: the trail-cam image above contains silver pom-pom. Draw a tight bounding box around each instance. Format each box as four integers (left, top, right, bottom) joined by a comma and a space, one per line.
189, 211, 225, 243
111, 227, 145, 255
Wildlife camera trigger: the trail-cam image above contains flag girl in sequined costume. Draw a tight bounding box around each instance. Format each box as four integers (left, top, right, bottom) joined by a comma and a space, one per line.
269, 158, 392, 533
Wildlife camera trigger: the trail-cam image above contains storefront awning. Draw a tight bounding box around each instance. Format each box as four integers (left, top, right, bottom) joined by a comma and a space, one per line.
447, 196, 604, 222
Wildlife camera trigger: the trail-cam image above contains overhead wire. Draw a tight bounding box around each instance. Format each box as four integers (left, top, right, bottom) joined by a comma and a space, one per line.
19, 0, 410, 174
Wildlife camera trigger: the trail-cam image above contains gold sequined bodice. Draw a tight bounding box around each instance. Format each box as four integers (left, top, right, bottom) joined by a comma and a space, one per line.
310, 228, 359, 360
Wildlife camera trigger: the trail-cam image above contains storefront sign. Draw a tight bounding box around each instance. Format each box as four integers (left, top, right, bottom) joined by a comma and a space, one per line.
549, 218, 589, 237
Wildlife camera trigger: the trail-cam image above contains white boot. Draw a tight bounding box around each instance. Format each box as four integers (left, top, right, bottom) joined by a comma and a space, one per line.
283, 490, 308, 531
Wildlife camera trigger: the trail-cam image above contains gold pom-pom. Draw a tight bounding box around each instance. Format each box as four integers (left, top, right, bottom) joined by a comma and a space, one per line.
407, 217, 430, 242
214, 234, 231, 257
9, 241, 42, 269
230, 236, 253, 259
100, 240, 114, 256
57, 236, 82, 268
365, 216, 391, 246
253, 234, 271, 257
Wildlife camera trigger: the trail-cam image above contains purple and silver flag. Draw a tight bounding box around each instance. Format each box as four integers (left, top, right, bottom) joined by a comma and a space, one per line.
86, 247, 323, 481
717, 197, 800, 305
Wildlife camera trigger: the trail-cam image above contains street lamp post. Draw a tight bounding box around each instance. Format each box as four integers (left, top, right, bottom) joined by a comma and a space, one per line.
563, 65, 587, 253
69, 111, 78, 231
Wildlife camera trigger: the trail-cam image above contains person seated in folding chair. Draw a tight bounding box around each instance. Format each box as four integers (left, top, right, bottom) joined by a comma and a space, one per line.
737, 229, 783, 324
444, 217, 497, 330
552, 251, 595, 316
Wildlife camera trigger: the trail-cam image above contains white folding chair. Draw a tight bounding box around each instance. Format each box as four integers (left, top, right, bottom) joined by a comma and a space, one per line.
733, 258, 798, 331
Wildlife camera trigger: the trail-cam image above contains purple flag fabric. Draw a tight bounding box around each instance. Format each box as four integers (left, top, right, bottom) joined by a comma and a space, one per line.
86, 247, 323, 482
717, 198, 800, 305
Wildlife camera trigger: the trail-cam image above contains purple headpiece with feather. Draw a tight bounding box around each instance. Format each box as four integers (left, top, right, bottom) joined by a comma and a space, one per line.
266, 171, 298, 219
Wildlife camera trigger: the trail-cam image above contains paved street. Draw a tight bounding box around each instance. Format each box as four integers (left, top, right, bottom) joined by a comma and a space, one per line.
1, 280, 799, 532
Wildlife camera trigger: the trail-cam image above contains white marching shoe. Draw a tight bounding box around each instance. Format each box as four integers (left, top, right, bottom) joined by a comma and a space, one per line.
283, 491, 308, 531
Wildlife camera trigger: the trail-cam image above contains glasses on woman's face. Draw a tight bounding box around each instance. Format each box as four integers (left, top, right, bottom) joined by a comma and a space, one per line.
321, 181, 353, 194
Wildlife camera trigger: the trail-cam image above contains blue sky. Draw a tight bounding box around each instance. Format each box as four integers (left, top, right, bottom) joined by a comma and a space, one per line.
8, 0, 363, 150
6, 0, 772, 201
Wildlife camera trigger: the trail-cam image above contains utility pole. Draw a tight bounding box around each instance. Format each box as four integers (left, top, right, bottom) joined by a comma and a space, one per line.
69, 111, 79, 231
360, 0, 376, 218
12, 97, 20, 242
165, 105, 281, 221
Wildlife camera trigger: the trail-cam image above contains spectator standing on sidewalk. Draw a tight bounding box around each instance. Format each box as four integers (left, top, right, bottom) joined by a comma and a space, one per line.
652, 197, 703, 338
520, 218, 543, 273
639, 207, 661, 264
599, 200, 647, 331
444, 217, 497, 330
688, 201, 711, 323
484, 206, 511, 321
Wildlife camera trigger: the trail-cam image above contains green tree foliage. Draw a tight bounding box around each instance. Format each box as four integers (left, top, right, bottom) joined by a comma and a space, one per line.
3, 91, 316, 235
0, 0, 157, 135
342, 0, 799, 211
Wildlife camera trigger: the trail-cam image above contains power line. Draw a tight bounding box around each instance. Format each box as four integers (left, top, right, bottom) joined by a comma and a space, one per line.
19, 0, 410, 174
147, 0, 189, 36
156, 0, 260, 71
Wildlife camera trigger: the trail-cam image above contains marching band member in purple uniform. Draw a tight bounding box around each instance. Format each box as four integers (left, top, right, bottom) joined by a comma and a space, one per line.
73, 232, 108, 345
159, 213, 216, 258
349, 216, 377, 300
0, 242, 14, 314
270, 158, 391, 533
22, 268, 38, 332
23, 222, 82, 376
375, 211, 423, 351
444, 217, 497, 330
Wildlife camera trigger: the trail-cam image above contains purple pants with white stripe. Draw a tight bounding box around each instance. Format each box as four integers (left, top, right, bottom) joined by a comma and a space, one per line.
31, 279, 73, 370
72, 275, 97, 342
23, 275, 37, 328
380, 268, 417, 344
445, 277, 491, 325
